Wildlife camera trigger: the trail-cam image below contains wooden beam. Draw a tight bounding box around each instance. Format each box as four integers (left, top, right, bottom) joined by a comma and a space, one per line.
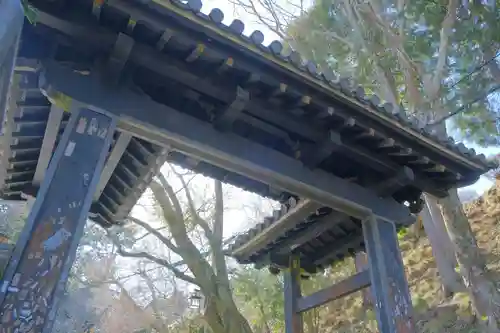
371, 166, 415, 197
0, 0, 23, 124
93, 131, 132, 201
231, 199, 322, 258
302, 130, 342, 168
297, 271, 371, 313
253, 252, 319, 274
273, 167, 415, 255
33, 105, 64, 185
313, 233, 364, 267
0, 74, 21, 191
284, 256, 303, 333
214, 86, 249, 131
29, 13, 452, 196
104, 32, 134, 85
41, 62, 413, 224
354, 252, 373, 308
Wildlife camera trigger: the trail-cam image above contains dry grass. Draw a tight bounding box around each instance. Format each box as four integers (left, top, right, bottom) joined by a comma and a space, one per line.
313, 183, 500, 333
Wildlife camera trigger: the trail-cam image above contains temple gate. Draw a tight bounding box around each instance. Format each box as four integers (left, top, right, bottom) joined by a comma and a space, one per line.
0, 0, 494, 332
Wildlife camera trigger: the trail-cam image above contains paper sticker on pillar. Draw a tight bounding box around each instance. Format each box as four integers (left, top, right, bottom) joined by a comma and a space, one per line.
75, 115, 108, 138
64, 141, 76, 157
42, 228, 72, 252
11, 274, 21, 288
76, 116, 87, 134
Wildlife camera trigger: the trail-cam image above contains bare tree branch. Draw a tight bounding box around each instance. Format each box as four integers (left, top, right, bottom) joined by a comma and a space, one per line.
169, 165, 214, 238
113, 279, 165, 333
149, 179, 216, 289
133, 226, 168, 243
156, 173, 185, 224
117, 244, 199, 286
139, 270, 170, 332
396, 0, 406, 37
128, 216, 180, 254
483, 47, 500, 83
211, 180, 230, 283
212, 180, 224, 244
427, 0, 458, 102
360, 1, 423, 108
228, 0, 291, 39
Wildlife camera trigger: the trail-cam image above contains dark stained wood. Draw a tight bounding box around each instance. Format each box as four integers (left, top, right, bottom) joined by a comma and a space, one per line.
14, 6, 490, 193
246, 168, 415, 269
231, 200, 323, 259
354, 252, 374, 308
301, 130, 343, 168
284, 256, 303, 333
0, 107, 116, 332
297, 271, 371, 313
40, 62, 414, 225
0, 2, 491, 332
362, 216, 416, 333
213, 86, 250, 131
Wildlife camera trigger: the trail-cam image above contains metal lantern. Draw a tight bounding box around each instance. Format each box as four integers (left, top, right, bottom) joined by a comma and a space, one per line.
188, 289, 202, 309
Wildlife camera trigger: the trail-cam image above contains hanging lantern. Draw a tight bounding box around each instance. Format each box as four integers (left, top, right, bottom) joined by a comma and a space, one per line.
188, 289, 202, 309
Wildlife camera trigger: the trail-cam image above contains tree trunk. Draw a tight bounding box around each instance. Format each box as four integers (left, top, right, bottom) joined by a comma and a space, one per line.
422, 194, 465, 296
257, 298, 272, 333
200, 274, 254, 333
354, 252, 374, 308
204, 293, 254, 333
437, 189, 500, 332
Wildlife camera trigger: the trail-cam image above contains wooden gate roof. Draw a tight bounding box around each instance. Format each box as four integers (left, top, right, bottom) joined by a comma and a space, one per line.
0, 0, 496, 267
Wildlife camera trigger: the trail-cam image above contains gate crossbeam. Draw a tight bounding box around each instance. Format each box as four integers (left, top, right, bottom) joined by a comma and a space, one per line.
40, 62, 413, 224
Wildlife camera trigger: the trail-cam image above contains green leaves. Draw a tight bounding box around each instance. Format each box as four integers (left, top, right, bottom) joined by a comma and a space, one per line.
231, 266, 284, 331
285, 0, 500, 146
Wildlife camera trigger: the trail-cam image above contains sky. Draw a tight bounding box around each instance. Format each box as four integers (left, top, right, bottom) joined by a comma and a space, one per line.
458, 143, 500, 194
201, 0, 282, 42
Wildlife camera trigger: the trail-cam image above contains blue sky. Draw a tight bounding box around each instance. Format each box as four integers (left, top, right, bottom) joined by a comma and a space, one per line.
460, 143, 499, 194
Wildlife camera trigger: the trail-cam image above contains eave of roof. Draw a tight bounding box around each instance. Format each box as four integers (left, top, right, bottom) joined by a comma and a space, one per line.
103, 0, 495, 172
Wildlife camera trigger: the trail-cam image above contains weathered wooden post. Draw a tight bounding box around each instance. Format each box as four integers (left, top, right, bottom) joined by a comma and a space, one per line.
0, 106, 116, 332
284, 256, 303, 333
420, 196, 464, 296
362, 215, 415, 333
354, 251, 373, 309
0, 233, 13, 277
0, 0, 24, 127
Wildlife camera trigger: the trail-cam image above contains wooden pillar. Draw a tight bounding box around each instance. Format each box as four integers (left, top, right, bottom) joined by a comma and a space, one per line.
284, 256, 303, 333
0, 0, 23, 126
420, 196, 464, 295
354, 251, 373, 309
0, 106, 116, 332
362, 215, 416, 333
